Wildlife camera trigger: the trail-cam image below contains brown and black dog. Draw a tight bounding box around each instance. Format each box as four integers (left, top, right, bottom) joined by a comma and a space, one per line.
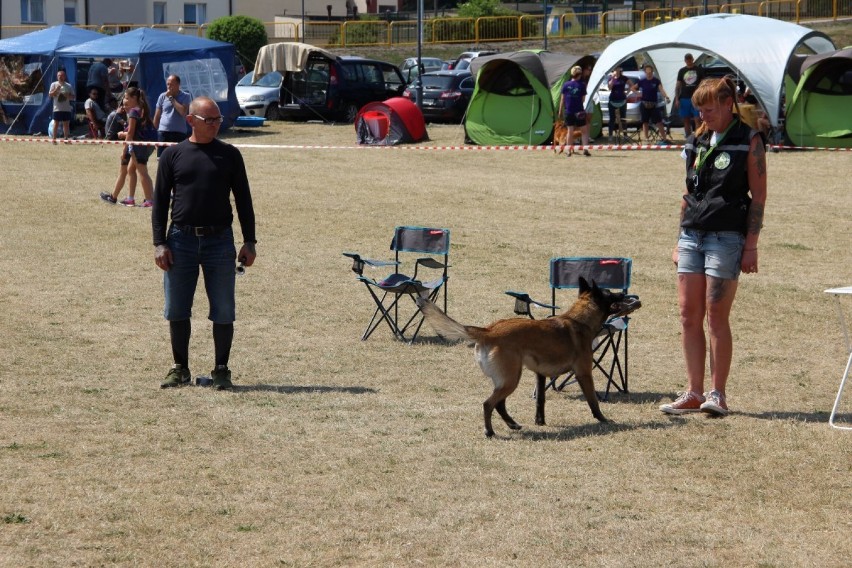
552, 120, 570, 154
552, 120, 584, 155
417, 278, 631, 437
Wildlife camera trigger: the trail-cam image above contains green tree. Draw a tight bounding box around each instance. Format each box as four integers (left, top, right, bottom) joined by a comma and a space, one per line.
456, 0, 515, 18
206, 15, 268, 72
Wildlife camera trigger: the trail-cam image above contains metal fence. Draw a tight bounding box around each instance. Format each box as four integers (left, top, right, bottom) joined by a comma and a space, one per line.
1, 1, 850, 45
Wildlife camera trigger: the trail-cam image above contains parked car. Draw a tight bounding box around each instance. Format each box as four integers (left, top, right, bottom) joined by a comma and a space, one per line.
236, 70, 284, 119
278, 54, 405, 123
447, 50, 498, 70
403, 70, 475, 123
400, 56, 444, 84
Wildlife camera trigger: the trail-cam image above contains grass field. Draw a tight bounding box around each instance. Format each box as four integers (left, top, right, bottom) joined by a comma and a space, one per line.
1, 121, 851, 566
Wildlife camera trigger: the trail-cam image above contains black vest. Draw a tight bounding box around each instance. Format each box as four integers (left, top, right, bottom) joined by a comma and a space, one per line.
682, 120, 756, 234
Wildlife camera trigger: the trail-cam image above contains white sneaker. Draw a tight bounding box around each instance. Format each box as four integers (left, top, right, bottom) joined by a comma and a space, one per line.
700, 390, 729, 416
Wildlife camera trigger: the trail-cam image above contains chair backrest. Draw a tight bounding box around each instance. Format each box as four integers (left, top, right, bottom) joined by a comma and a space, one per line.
550, 257, 632, 311
390, 226, 450, 256
391, 226, 450, 311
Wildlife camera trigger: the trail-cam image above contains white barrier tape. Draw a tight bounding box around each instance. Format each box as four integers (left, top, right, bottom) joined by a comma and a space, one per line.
0, 137, 682, 151
1, 136, 849, 152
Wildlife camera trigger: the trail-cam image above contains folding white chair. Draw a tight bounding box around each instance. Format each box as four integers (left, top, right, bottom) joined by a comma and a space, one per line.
825, 286, 852, 430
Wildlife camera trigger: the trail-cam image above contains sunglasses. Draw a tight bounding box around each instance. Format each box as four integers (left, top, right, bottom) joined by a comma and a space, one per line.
192, 114, 224, 125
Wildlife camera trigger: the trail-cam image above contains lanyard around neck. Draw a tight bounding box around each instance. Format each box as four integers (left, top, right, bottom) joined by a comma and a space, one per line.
695, 118, 738, 173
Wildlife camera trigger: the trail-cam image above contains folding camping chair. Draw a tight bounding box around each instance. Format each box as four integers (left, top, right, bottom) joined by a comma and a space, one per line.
343, 226, 450, 343
505, 257, 638, 400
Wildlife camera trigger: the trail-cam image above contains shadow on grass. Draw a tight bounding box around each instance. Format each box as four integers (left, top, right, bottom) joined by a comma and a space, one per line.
738, 410, 832, 423
549, 388, 672, 406
512, 419, 681, 442
232, 384, 377, 395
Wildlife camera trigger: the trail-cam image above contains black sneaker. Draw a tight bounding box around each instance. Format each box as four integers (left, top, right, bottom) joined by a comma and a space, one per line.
211, 367, 233, 391
161, 364, 191, 388
100, 192, 116, 204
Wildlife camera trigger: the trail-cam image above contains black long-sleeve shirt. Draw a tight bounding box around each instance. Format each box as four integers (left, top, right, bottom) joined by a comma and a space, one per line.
152, 138, 256, 246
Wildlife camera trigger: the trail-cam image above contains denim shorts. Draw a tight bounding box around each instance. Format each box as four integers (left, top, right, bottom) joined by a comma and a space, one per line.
163, 225, 237, 323
677, 228, 745, 280
128, 143, 154, 165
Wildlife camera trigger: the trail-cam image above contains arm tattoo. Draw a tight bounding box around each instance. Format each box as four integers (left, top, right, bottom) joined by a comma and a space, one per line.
747, 203, 764, 236
752, 141, 766, 178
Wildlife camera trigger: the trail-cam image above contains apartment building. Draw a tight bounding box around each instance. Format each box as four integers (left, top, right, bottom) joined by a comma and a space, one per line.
2, 1, 232, 38
2, 1, 403, 39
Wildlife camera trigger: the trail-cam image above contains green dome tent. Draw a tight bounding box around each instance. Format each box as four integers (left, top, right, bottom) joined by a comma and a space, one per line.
785, 48, 852, 148
466, 51, 600, 146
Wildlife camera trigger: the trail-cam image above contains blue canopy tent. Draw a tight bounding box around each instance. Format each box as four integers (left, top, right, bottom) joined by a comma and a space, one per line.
57, 28, 239, 129
0, 25, 104, 134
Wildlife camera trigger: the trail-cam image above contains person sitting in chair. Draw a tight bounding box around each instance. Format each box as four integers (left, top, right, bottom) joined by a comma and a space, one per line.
84, 88, 107, 138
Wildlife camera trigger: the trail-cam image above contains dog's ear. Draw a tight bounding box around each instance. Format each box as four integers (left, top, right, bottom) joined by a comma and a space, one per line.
578, 276, 591, 294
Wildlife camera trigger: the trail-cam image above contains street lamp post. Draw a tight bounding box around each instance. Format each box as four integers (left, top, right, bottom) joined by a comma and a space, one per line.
416, 0, 423, 110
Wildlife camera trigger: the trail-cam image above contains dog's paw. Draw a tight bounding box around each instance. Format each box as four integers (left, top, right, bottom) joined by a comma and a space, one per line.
508, 423, 522, 431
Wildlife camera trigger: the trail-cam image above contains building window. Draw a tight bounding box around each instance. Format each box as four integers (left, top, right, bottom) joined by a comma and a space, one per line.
64, 0, 77, 24
153, 2, 167, 25
20, 0, 45, 23
183, 3, 207, 25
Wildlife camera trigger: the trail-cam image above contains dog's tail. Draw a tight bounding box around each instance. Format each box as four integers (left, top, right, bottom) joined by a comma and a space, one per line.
416, 297, 480, 342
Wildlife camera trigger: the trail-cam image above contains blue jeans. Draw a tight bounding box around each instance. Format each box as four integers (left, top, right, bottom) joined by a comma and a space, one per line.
164, 225, 237, 323
677, 229, 745, 280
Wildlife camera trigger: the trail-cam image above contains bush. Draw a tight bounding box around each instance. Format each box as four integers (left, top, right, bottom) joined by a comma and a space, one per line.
207, 15, 268, 72
457, 0, 515, 18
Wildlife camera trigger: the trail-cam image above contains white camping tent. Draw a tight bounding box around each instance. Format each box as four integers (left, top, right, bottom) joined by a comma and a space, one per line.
586, 14, 835, 127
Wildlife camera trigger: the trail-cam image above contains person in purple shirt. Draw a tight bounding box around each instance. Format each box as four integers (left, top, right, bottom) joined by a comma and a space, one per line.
637, 64, 672, 144
606, 66, 636, 140
558, 65, 591, 156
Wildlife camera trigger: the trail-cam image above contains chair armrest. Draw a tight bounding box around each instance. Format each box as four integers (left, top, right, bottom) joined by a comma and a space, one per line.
415, 257, 448, 270
505, 291, 559, 318
342, 252, 399, 276
411, 256, 448, 280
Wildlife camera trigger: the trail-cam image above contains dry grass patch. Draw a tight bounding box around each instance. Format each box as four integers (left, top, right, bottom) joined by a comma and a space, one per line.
1, 122, 850, 566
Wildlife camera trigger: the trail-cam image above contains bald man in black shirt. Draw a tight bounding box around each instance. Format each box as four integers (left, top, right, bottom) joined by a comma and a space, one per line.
153, 96, 257, 390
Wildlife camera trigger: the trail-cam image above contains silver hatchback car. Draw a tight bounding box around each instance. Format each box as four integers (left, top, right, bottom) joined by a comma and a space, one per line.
236, 70, 283, 120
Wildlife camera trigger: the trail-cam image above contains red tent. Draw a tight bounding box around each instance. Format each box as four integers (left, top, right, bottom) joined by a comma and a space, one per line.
355, 97, 428, 145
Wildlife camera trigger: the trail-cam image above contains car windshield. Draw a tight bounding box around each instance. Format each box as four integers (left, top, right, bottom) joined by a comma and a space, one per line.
237, 71, 282, 87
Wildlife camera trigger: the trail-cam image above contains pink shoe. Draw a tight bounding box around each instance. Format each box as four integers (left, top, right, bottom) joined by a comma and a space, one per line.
659, 391, 705, 415
140, 199, 153, 208
119, 197, 135, 207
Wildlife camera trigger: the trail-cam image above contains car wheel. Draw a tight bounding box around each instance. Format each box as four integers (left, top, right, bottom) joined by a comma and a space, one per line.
265, 102, 280, 121
342, 102, 359, 124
